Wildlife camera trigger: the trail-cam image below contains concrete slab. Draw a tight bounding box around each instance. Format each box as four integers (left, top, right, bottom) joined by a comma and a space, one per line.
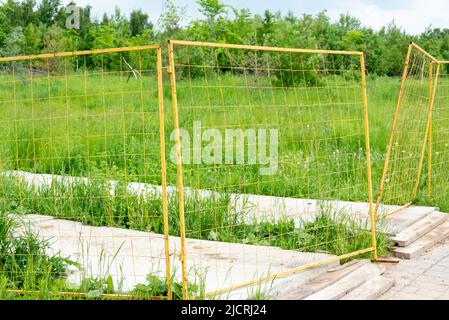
20, 214, 336, 299
391, 211, 448, 247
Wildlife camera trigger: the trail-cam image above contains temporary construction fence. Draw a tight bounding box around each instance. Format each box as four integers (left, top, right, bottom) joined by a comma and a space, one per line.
167, 40, 377, 299
374, 42, 449, 220
428, 60, 449, 204
0, 40, 381, 300
0, 45, 173, 299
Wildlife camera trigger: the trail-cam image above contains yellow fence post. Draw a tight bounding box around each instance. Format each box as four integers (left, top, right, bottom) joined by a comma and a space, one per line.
428, 118, 432, 196
360, 53, 377, 261
167, 40, 189, 300
427, 63, 434, 196
157, 46, 172, 300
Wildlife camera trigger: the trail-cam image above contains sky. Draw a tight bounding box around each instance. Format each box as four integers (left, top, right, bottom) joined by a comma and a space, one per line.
62, 0, 449, 35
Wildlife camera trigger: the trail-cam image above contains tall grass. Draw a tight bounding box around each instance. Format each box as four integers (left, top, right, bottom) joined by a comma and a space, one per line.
0, 209, 70, 298
0, 73, 394, 199
0, 71, 442, 209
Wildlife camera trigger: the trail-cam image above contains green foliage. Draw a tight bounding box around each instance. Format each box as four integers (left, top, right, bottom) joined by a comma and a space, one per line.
198, 0, 227, 23
77, 275, 115, 298
130, 9, 151, 37
0, 210, 68, 290
159, 0, 187, 35
131, 274, 202, 300
273, 55, 324, 87
0, 0, 447, 77
0, 26, 25, 57
37, 0, 62, 26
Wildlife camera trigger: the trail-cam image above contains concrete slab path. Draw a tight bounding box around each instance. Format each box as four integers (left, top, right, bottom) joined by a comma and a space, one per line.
19, 214, 336, 299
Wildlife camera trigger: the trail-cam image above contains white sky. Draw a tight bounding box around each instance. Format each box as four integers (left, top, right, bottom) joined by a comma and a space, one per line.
62, 0, 449, 35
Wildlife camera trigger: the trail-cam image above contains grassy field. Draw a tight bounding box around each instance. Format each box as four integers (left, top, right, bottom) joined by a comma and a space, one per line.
0, 65, 445, 298
0, 71, 399, 197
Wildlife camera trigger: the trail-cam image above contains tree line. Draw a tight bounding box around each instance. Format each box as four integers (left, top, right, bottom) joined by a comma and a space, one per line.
1, 0, 449, 76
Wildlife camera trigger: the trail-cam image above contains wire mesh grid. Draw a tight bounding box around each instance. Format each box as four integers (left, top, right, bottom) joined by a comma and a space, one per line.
0, 45, 173, 299
375, 43, 440, 218
427, 61, 449, 204
167, 40, 376, 299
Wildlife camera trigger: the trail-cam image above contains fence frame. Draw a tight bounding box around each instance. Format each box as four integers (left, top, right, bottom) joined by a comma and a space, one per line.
167, 39, 378, 300
0, 44, 172, 300
427, 59, 449, 199
375, 42, 441, 220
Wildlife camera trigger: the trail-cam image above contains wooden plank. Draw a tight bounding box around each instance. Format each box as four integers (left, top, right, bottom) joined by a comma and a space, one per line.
277, 260, 369, 300
391, 211, 448, 247
303, 263, 385, 300
340, 276, 394, 300
393, 221, 449, 259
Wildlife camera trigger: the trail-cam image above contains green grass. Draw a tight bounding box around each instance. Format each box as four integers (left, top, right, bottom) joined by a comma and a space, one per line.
0, 69, 441, 209
0, 71, 405, 201
0, 72, 390, 198
0, 209, 73, 299
0, 209, 69, 293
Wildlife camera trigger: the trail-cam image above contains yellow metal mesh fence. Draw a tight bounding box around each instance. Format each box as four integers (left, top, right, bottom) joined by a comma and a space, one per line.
0, 40, 385, 300
0, 46, 173, 299
428, 61, 449, 206
375, 43, 440, 218
167, 40, 376, 299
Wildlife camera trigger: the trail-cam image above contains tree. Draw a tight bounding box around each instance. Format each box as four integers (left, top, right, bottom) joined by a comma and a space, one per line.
2, 0, 38, 28
262, 10, 275, 34
130, 9, 151, 37
197, 0, 226, 23
377, 21, 409, 76
42, 24, 66, 53
337, 13, 361, 31
0, 26, 25, 57
23, 23, 43, 54
101, 13, 110, 26
159, 0, 186, 35
37, 0, 61, 26
77, 5, 94, 50
0, 6, 13, 47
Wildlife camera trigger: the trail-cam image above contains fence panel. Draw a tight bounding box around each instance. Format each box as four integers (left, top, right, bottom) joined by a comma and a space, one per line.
0, 46, 172, 299
167, 40, 377, 299
375, 42, 440, 219
428, 61, 449, 209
